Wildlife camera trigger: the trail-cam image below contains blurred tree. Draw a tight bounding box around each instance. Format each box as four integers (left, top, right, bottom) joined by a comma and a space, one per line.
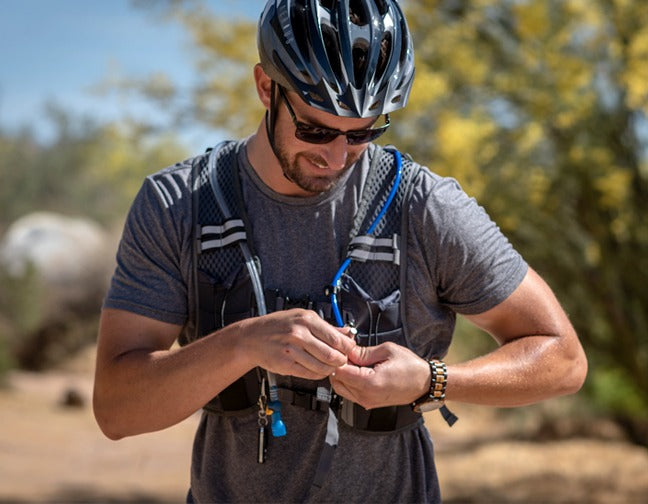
399, 0, 648, 425
128, 0, 648, 426
0, 107, 188, 232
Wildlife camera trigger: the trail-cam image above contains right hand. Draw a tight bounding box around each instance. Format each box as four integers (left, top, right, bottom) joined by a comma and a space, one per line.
237, 309, 357, 380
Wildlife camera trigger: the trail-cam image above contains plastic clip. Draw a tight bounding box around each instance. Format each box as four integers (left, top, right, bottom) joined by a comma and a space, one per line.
268, 400, 287, 437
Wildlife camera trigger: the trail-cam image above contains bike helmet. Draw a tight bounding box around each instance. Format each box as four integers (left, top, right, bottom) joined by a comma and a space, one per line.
258, 0, 415, 118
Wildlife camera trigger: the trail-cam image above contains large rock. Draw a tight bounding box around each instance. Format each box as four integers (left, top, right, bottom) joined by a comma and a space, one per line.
0, 212, 115, 369
1, 212, 109, 283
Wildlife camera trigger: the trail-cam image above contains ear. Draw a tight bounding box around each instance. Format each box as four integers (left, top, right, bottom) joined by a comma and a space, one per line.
254, 64, 273, 110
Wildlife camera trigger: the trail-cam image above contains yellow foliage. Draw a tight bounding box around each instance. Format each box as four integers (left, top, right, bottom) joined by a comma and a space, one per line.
610, 214, 631, 241
528, 167, 551, 206
435, 113, 497, 197
430, 23, 490, 86
584, 240, 601, 267
499, 214, 520, 234
568, 144, 586, 164
408, 69, 449, 109
594, 169, 632, 210
611, 0, 632, 10
623, 27, 648, 111
513, 1, 550, 41
518, 123, 545, 155
184, 11, 257, 65
590, 148, 614, 166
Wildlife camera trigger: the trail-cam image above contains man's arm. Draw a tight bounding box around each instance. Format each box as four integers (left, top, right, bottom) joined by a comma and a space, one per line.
93, 308, 356, 440
330, 268, 587, 409
446, 267, 587, 406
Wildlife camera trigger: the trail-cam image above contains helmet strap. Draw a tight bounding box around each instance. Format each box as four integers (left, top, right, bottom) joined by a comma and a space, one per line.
264, 81, 295, 183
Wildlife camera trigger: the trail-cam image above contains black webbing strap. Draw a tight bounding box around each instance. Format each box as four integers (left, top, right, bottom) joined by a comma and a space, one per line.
340, 401, 422, 431
311, 440, 336, 490
440, 405, 459, 427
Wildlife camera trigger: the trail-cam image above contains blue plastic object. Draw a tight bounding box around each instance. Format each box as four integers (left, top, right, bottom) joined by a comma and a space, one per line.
269, 400, 287, 437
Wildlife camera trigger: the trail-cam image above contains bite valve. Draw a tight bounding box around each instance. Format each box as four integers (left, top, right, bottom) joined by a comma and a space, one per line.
268, 400, 287, 437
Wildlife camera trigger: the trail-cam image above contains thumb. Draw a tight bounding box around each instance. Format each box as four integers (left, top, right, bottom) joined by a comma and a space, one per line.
348, 344, 390, 367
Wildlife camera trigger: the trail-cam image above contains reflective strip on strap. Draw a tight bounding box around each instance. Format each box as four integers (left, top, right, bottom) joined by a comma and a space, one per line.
200, 219, 247, 251
347, 234, 401, 265
201, 232, 247, 250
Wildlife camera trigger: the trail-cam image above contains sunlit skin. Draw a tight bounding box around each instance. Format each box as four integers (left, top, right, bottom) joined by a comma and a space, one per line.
247, 64, 378, 197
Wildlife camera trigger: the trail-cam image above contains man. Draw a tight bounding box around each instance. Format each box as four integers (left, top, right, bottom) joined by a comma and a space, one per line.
93, 1, 587, 502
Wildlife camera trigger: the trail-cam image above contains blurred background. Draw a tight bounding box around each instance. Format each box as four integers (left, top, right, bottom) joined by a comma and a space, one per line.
1, 0, 647, 502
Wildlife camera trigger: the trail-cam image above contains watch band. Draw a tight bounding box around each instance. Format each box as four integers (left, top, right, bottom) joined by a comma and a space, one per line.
412, 360, 448, 413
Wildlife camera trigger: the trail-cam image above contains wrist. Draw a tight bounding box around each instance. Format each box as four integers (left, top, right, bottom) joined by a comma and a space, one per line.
224, 318, 260, 372
411, 359, 448, 413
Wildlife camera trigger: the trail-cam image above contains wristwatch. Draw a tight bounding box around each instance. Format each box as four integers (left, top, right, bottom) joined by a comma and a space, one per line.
411, 360, 448, 413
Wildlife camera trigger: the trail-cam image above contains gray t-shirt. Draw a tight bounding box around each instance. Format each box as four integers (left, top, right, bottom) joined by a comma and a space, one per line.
105, 140, 527, 502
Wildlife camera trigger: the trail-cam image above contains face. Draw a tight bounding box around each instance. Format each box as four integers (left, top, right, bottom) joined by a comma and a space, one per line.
271, 89, 380, 195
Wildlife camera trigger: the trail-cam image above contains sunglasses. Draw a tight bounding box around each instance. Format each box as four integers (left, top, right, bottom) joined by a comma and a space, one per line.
277, 86, 390, 145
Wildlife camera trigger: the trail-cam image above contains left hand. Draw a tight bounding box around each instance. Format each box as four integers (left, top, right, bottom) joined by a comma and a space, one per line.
330, 342, 430, 410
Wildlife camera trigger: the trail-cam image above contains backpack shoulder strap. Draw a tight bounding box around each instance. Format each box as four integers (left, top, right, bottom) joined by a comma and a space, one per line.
397, 153, 424, 350
190, 141, 247, 342
346, 145, 420, 267
194, 141, 249, 253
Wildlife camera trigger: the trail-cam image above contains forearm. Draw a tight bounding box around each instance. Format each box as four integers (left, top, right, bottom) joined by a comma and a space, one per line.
93, 324, 252, 440
94, 308, 355, 440
445, 333, 587, 407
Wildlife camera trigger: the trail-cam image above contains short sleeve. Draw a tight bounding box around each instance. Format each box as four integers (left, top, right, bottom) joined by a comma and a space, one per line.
411, 173, 528, 315
103, 165, 193, 325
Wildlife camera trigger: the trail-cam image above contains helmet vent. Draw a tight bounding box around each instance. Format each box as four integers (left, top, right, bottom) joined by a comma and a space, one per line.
337, 100, 351, 111
319, 0, 337, 11
373, 0, 388, 16
375, 32, 392, 84
349, 0, 369, 26
299, 70, 315, 85
322, 25, 344, 88
308, 91, 325, 102
352, 41, 370, 87
290, 2, 311, 59
399, 17, 410, 65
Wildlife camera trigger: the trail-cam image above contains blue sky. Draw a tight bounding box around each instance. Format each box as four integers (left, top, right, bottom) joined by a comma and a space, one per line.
0, 0, 266, 150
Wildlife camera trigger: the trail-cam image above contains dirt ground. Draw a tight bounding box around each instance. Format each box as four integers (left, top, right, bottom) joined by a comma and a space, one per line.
1, 346, 647, 504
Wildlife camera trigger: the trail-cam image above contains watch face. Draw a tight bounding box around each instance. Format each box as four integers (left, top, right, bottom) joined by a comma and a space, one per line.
417, 400, 444, 413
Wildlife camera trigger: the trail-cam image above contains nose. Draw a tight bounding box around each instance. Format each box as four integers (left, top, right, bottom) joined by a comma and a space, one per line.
320, 134, 349, 171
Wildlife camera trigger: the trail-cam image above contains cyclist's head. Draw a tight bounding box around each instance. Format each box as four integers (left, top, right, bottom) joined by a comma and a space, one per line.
257, 0, 415, 119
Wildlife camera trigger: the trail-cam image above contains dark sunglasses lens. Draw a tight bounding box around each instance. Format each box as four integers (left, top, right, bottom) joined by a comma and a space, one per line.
346, 127, 387, 145
295, 126, 338, 144
294, 120, 389, 145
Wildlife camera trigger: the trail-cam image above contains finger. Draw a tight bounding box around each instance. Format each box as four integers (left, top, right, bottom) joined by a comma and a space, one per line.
347, 343, 391, 367
298, 312, 356, 355
275, 343, 340, 378
331, 374, 376, 409
336, 325, 358, 339
289, 361, 333, 381
299, 334, 351, 367
329, 363, 376, 390
272, 310, 351, 366
329, 379, 358, 403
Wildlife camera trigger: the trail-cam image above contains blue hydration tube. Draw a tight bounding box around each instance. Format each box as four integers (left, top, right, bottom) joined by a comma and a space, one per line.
329, 149, 403, 327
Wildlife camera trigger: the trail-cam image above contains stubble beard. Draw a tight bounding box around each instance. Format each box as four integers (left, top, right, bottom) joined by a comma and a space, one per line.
274, 146, 361, 195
